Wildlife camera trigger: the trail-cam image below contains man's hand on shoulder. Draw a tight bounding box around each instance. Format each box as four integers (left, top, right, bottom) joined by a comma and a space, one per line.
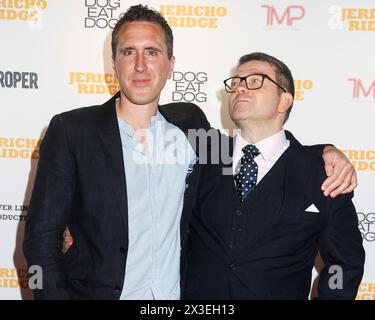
321, 146, 357, 198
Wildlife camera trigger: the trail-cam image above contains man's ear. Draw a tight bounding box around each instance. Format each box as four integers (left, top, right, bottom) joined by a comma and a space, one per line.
278, 92, 294, 114
112, 56, 118, 78
167, 56, 176, 79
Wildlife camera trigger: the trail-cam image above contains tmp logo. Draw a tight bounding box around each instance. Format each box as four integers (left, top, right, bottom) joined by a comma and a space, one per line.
348, 78, 375, 101
261, 5, 305, 28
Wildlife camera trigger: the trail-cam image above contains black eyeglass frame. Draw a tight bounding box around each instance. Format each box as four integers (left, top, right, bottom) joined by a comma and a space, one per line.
223, 73, 287, 93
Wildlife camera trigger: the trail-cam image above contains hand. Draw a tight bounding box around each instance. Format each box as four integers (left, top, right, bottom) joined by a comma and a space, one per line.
62, 227, 74, 254
321, 146, 357, 198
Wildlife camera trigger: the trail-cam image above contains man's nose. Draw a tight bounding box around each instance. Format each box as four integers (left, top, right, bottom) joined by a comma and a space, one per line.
234, 79, 248, 94
135, 54, 146, 72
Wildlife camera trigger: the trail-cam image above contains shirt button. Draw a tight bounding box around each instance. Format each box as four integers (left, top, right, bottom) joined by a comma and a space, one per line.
114, 286, 122, 292
236, 210, 242, 216
230, 263, 237, 271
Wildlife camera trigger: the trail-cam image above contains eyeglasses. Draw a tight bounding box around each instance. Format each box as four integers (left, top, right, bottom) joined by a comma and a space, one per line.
223, 73, 287, 93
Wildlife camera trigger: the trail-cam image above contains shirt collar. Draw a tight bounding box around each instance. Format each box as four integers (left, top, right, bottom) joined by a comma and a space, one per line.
117, 107, 163, 138
234, 129, 288, 162
150, 109, 163, 126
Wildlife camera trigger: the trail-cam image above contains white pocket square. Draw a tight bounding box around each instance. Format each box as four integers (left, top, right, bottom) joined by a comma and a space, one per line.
305, 204, 319, 213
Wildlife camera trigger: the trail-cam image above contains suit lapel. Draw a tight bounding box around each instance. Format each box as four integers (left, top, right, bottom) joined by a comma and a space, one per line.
98, 92, 128, 233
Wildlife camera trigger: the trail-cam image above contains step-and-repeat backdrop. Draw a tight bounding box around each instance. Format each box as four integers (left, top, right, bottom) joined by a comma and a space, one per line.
0, 0, 374, 300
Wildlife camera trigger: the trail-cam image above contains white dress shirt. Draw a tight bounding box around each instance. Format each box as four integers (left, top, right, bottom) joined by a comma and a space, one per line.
232, 130, 290, 184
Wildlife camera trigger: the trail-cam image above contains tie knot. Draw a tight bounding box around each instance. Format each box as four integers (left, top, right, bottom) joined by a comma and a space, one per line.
242, 144, 260, 158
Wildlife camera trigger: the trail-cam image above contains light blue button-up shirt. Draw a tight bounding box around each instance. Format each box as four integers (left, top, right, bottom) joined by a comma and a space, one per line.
118, 110, 196, 300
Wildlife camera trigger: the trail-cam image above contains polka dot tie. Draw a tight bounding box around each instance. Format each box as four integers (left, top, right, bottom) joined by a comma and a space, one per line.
234, 144, 260, 202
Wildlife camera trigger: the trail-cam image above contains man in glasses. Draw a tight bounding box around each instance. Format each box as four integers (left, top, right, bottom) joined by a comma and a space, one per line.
183, 52, 365, 299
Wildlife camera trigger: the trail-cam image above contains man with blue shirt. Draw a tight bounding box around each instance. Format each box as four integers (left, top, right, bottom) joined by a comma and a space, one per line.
116, 111, 196, 299
23, 5, 357, 300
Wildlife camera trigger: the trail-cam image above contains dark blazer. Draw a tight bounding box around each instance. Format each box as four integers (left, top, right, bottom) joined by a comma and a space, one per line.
183, 132, 365, 300
23, 92, 210, 299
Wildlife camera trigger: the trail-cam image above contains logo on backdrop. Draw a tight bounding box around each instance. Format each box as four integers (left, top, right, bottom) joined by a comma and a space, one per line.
0, 71, 38, 89
160, 4, 227, 28
342, 150, 375, 171
357, 212, 375, 242
0, 0, 47, 21
294, 79, 313, 101
0, 137, 41, 159
261, 5, 305, 28
0, 268, 30, 289
348, 78, 375, 101
356, 283, 375, 300
171, 71, 207, 103
84, 0, 121, 29
0, 204, 27, 223
68, 72, 119, 95
329, 6, 375, 31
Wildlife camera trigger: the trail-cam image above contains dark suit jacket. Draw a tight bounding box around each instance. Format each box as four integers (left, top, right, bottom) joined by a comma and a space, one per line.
23, 92, 210, 299
183, 132, 365, 300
